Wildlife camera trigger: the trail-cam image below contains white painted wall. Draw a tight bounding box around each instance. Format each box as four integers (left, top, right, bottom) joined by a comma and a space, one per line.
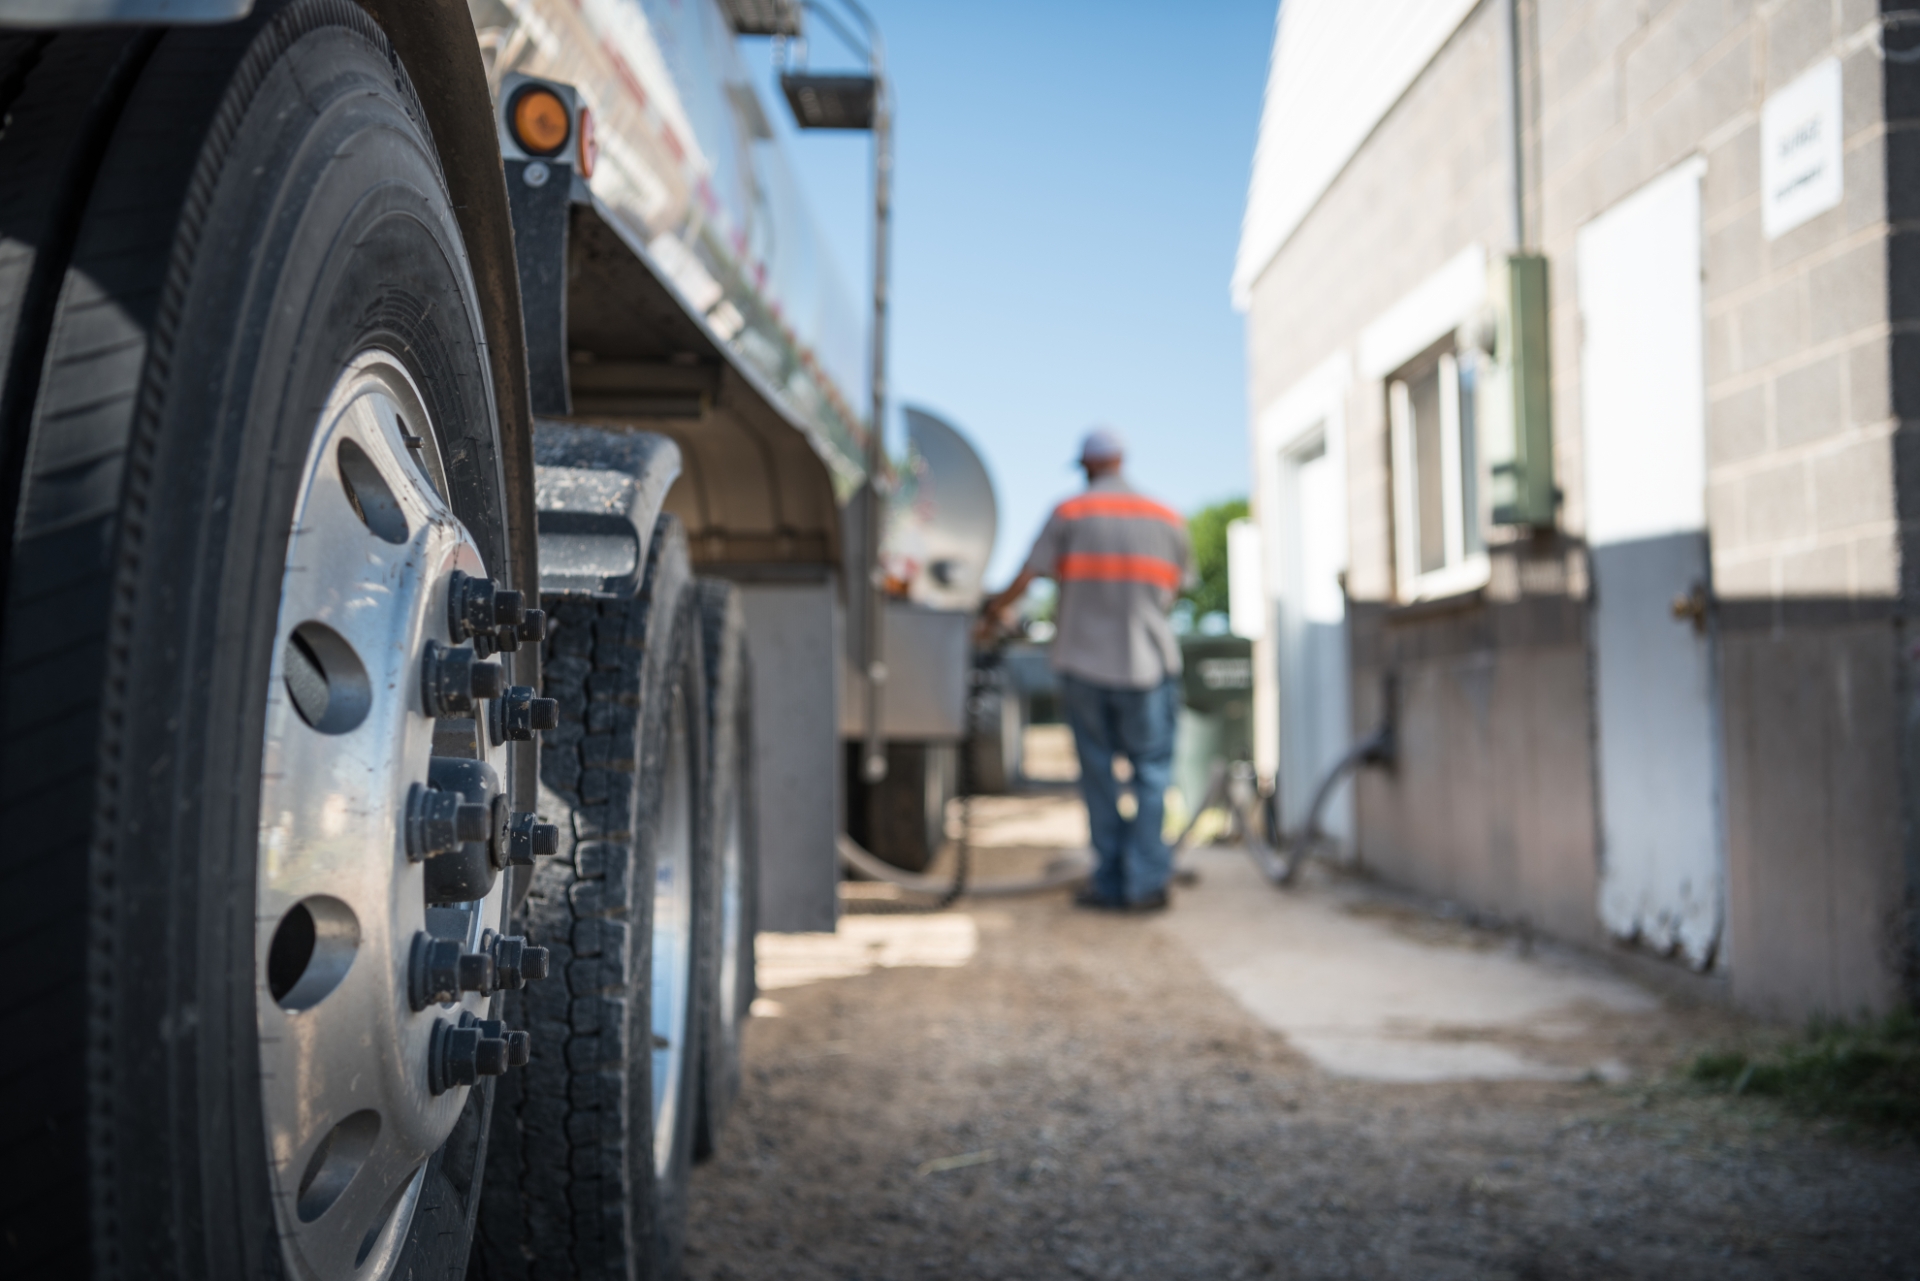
1234, 0, 1482, 307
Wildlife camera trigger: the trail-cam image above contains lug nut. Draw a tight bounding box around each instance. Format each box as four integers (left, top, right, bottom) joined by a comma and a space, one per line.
457, 1011, 512, 1078
492, 687, 559, 743
506, 811, 561, 866
406, 784, 489, 861
457, 802, 491, 843
448, 571, 497, 643
483, 930, 549, 990
474, 1036, 509, 1078
449, 573, 528, 643
421, 640, 505, 717
491, 588, 525, 627
472, 661, 506, 699
485, 931, 522, 986
428, 1019, 482, 1094
458, 951, 494, 992
409, 933, 496, 1010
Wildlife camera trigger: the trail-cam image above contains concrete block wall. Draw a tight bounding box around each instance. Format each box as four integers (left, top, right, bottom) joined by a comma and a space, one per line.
1348, 601, 1602, 945
1244, 0, 1603, 943
1528, 0, 1905, 1016
1244, 0, 1912, 1016
1528, 0, 1893, 598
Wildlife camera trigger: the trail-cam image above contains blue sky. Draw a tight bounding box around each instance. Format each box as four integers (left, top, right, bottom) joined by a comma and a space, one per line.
744, 0, 1277, 583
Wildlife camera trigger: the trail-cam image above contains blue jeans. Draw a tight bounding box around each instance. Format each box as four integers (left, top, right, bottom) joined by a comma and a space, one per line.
1059, 673, 1180, 904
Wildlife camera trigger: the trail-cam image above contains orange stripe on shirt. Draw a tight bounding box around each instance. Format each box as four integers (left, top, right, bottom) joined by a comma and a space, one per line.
1057, 552, 1183, 590
1054, 494, 1185, 526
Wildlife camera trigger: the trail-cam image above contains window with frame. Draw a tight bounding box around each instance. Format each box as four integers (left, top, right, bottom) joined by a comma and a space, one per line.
1389, 340, 1486, 599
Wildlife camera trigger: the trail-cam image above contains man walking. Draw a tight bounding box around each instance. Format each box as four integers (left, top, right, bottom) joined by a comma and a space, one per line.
981, 428, 1192, 911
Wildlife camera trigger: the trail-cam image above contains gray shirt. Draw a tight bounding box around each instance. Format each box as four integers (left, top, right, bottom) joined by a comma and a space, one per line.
1022, 475, 1193, 690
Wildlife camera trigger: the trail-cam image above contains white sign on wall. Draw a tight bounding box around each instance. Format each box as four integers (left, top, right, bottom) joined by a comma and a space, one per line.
1761, 57, 1843, 239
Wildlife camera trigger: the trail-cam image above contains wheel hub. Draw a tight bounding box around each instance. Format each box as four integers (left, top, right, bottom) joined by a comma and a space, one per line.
254, 351, 551, 1280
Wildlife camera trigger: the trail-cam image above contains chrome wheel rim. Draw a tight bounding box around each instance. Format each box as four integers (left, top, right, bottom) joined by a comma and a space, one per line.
256, 351, 510, 1280
651, 687, 696, 1177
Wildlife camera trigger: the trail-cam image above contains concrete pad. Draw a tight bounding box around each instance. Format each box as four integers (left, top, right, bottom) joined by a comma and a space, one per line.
756, 913, 979, 991
958, 792, 1090, 849
1156, 846, 1657, 1083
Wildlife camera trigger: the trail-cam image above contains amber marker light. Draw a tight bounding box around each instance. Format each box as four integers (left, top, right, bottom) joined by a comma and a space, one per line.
510, 85, 570, 157
577, 105, 598, 179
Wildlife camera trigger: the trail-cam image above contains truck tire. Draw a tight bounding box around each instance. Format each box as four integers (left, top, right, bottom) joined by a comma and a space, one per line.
0, 28, 157, 548
965, 673, 1023, 795
692, 579, 757, 1161
0, 5, 528, 1278
476, 517, 709, 1281
849, 740, 956, 873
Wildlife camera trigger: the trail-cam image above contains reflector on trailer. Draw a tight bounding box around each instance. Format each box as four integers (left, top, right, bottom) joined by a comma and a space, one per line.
578, 105, 598, 178
511, 85, 570, 156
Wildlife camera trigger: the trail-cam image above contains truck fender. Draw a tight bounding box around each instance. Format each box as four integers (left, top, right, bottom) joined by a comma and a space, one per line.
532, 423, 685, 600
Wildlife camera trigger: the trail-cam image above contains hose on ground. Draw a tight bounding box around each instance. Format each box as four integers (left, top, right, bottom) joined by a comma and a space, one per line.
837, 651, 1094, 905
1171, 704, 1395, 887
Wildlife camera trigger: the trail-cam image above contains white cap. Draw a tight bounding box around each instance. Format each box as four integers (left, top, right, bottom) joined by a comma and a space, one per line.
1078, 426, 1125, 465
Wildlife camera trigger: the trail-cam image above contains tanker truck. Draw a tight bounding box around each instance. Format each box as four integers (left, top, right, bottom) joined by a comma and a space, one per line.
0, 2, 994, 1276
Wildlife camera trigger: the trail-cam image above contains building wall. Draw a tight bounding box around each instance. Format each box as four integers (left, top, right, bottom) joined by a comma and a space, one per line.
1244, 0, 1911, 1017
1349, 600, 1601, 944
1247, 0, 1602, 946
1527, 0, 1905, 1017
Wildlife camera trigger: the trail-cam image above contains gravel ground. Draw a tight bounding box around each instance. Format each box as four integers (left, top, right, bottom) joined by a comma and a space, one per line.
686, 842, 1920, 1280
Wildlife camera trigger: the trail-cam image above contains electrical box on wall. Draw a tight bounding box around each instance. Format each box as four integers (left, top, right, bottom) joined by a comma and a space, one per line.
1481, 253, 1555, 528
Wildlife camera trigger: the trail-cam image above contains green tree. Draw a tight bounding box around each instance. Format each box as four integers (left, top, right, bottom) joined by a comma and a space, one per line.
1183, 497, 1248, 618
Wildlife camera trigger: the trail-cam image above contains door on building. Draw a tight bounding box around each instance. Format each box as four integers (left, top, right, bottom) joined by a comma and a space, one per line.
1277, 433, 1352, 847
1576, 158, 1723, 968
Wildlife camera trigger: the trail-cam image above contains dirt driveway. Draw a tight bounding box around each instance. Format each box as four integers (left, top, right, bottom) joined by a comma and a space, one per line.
686, 799, 1920, 1281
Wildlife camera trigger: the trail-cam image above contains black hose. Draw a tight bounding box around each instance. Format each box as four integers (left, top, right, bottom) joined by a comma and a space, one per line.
835, 648, 1095, 906
1295, 720, 1393, 846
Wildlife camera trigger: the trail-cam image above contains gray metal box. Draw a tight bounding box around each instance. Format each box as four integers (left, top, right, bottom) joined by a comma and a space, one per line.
840, 601, 970, 741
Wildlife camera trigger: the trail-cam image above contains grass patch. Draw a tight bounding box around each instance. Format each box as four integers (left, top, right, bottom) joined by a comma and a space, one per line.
1687, 1008, 1920, 1138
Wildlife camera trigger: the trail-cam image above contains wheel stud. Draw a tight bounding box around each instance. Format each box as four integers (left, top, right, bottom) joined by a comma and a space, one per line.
492, 687, 559, 743
406, 784, 493, 861
522, 945, 551, 982
420, 640, 505, 716
506, 811, 561, 865
517, 608, 548, 644
409, 933, 497, 1009
475, 1036, 509, 1078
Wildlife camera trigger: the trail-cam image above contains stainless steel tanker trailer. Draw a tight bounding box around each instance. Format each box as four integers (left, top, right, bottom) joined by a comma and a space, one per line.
0, 1, 995, 1276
